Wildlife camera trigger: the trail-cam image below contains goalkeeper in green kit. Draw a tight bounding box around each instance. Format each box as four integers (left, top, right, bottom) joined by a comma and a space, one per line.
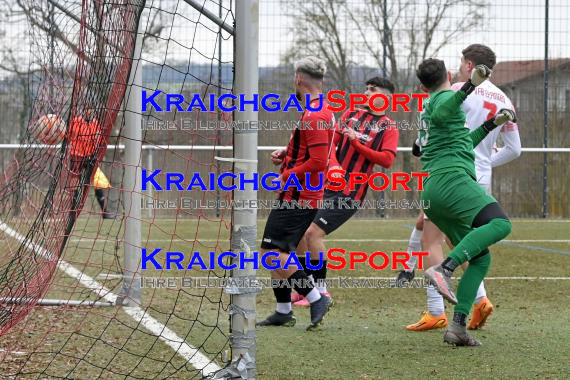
415, 58, 516, 346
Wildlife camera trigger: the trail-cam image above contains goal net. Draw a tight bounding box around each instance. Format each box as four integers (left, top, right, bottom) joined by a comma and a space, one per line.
0, 0, 241, 378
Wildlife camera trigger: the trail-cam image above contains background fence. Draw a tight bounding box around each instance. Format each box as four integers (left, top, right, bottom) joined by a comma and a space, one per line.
1, 0, 568, 219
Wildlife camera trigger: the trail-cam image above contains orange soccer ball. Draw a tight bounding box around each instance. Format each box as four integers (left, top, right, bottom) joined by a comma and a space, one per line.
30, 114, 66, 144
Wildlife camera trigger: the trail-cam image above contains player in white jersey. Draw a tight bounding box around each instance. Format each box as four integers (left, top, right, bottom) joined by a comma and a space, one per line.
398, 44, 522, 331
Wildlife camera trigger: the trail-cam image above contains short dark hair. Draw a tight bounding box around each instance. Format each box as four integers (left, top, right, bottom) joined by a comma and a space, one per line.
462, 44, 496, 69
416, 58, 447, 90
365, 76, 395, 93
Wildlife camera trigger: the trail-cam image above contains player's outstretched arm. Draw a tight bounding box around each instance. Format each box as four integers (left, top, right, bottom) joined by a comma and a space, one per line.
491, 109, 522, 167
459, 64, 492, 96
491, 127, 522, 167
431, 65, 492, 125
470, 109, 517, 147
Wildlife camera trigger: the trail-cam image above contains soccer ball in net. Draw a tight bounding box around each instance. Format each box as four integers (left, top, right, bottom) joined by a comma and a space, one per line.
30, 114, 66, 144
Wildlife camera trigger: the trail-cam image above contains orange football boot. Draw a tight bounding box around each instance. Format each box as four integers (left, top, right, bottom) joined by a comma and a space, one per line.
468, 297, 494, 330
406, 311, 448, 331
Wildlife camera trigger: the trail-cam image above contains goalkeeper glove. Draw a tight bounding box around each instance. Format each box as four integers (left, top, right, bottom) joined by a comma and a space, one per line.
482, 109, 517, 133
412, 138, 422, 157
460, 64, 492, 95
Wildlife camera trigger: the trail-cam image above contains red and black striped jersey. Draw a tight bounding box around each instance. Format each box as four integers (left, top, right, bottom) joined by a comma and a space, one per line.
330, 109, 399, 200
279, 99, 335, 206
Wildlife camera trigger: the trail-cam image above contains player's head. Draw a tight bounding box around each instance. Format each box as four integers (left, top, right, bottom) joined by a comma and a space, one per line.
416, 58, 451, 93
364, 76, 395, 113
459, 44, 496, 82
294, 56, 326, 100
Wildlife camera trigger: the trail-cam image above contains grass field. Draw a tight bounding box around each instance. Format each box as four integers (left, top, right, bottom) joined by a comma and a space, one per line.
0, 218, 569, 379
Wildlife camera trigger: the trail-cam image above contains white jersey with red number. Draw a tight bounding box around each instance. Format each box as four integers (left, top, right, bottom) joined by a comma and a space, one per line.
451, 80, 519, 185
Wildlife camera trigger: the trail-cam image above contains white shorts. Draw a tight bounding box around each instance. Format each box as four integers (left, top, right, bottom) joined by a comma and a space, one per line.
479, 182, 491, 195
477, 173, 492, 195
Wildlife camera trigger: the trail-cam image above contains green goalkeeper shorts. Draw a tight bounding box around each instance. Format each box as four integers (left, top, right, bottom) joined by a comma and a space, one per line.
422, 170, 497, 246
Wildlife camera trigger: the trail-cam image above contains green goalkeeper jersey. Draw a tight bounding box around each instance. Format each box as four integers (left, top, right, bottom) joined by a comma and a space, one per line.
418, 89, 477, 179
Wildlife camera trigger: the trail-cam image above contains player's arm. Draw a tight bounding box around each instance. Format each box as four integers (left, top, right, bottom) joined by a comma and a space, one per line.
491, 122, 522, 167
271, 147, 287, 165
349, 126, 398, 168
431, 65, 491, 125
281, 117, 330, 181
328, 112, 347, 170
328, 141, 341, 169
470, 109, 517, 148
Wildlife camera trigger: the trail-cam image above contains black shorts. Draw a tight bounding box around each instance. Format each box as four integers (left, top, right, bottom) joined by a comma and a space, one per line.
313, 189, 359, 235
261, 202, 318, 252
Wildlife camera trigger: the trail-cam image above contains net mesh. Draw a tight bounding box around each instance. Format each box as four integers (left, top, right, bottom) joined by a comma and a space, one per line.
0, 0, 235, 378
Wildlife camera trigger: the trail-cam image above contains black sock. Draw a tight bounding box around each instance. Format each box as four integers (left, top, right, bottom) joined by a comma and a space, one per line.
453, 312, 467, 326
298, 255, 309, 274
442, 257, 459, 274
303, 257, 321, 280
273, 280, 291, 303
314, 260, 327, 288
287, 270, 314, 297
94, 189, 106, 212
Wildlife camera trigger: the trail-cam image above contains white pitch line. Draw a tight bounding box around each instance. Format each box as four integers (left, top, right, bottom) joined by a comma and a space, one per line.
97, 273, 124, 280
508, 219, 570, 223
0, 348, 28, 355
0, 221, 221, 377
69, 238, 570, 243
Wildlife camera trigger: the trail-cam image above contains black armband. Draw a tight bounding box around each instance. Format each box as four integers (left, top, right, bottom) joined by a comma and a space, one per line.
460, 80, 477, 96
412, 141, 422, 157
482, 119, 497, 133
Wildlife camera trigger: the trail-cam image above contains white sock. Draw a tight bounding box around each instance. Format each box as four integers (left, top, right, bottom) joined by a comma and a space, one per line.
276, 302, 292, 314
427, 285, 445, 316
474, 281, 487, 304
316, 279, 327, 293
306, 288, 321, 303
405, 227, 422, 272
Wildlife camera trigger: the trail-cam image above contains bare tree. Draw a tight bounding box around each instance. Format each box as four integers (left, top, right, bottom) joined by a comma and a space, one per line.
283, 0, 488, 93
282, 0, 354, 92
0, 0, 167, 140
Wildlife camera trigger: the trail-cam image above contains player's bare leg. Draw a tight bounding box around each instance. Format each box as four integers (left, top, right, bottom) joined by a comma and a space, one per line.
406, 219, 448, 331
397, 211, 424, 285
